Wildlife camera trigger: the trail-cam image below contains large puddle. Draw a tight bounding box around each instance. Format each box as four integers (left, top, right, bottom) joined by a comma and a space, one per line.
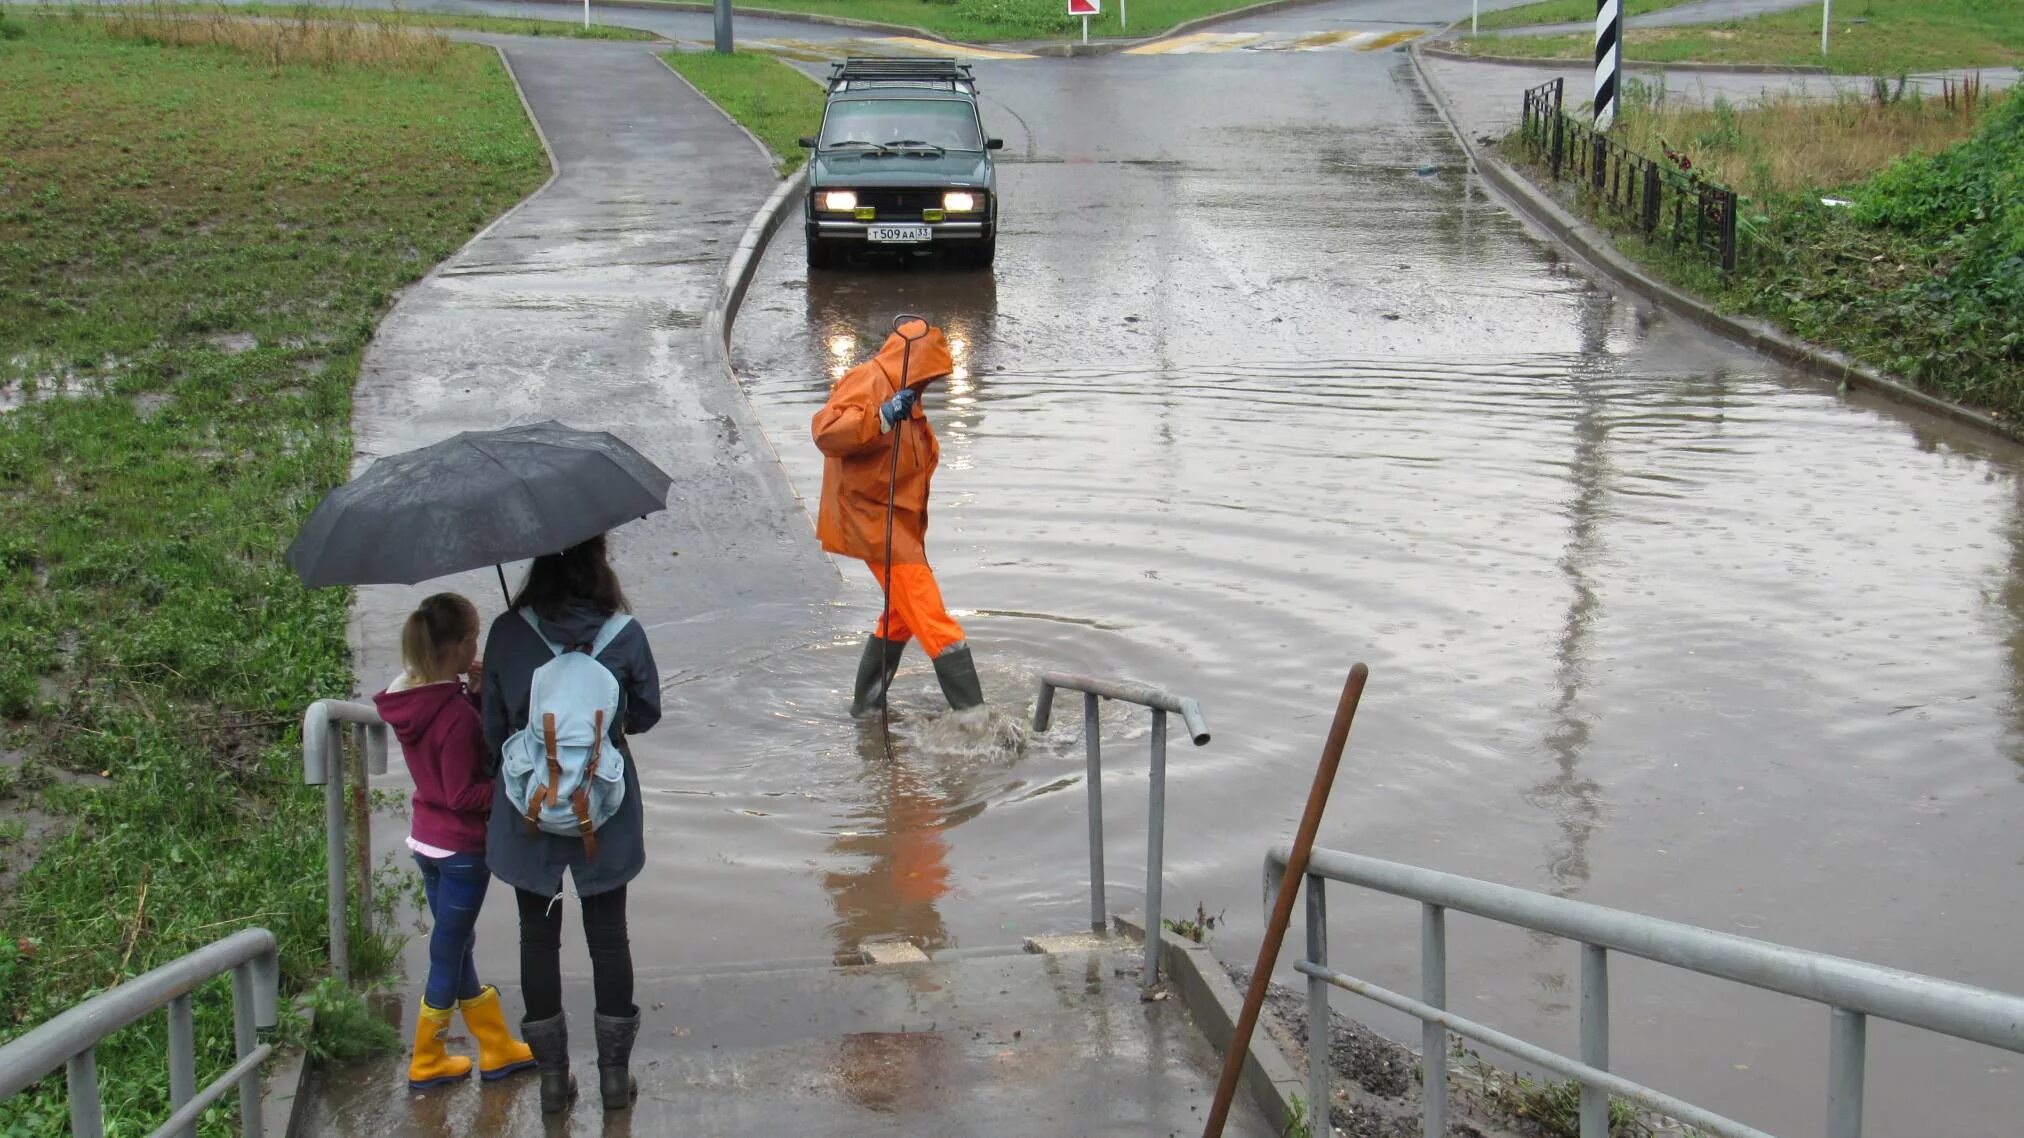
709, 52, 2024, 1137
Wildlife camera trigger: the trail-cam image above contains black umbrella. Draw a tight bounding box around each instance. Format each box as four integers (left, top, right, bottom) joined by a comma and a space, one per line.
286, 421, 671, 604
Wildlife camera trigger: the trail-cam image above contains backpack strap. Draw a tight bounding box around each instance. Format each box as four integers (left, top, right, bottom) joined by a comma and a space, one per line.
518, 607, 565, 658
588, 613, 633, 658
526, 712, 562, 836
571, 708, 605, 860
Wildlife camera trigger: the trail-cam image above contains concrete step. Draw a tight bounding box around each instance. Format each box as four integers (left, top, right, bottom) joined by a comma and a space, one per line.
298, 942, 1279, 1136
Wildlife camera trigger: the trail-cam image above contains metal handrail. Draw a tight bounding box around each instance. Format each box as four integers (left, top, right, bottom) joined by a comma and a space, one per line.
302, 699, 389, 985
1265, 844, 2024, 1138
0, 928, 281, 1138
1033, 673, 1209, 989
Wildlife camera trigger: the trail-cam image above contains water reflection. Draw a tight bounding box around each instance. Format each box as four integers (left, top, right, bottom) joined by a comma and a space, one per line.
824, 727, 957, 956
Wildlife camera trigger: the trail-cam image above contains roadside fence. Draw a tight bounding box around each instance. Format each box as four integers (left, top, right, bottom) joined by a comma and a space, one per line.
1520, 77, 1741, 274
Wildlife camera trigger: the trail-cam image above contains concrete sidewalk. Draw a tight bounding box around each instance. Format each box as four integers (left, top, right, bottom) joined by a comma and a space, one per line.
296, 945, 1280, 1136
349, 34, 841, 688
1420, 51, 2021, 138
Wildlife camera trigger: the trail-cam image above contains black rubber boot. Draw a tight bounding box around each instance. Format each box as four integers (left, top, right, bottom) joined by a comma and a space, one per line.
849, 634, 907, 718
520, 1012, 577, 1115
594, 1007, 641, 1111
931, 643, 985, 713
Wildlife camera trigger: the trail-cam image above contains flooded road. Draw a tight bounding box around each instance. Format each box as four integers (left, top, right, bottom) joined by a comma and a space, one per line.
713, 45, 2024, 1138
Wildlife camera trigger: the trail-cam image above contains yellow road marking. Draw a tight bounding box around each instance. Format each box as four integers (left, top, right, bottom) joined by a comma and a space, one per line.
1358, 29, 1426, 50
1126, 30, 1263, 55
875, 35, 1034, 60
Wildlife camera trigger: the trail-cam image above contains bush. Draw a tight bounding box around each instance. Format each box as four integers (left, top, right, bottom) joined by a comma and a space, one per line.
951, 0, 1074, 37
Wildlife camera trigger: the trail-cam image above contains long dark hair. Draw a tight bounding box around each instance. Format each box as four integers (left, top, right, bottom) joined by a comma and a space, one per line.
511, 534, 630, 619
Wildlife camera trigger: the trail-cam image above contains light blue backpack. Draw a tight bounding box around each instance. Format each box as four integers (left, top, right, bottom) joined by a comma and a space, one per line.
500, 609, 631, 858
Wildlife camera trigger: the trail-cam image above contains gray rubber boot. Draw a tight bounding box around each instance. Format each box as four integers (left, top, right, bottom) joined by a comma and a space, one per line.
520, 1012, 577, 1115
931, 643, 985, 712
594, 1007, 641, 1111
849, 634, 908, 718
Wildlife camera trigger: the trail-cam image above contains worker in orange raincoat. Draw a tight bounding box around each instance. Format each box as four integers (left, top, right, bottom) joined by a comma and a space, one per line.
812, 317, 984, 718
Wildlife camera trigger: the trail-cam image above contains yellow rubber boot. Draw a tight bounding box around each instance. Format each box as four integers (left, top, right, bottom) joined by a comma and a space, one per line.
408, 1002, 473, 1091
459, 986, 537, 1081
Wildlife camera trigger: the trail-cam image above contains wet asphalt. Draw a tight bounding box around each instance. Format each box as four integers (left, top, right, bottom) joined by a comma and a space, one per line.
221, 0, 2024, 1133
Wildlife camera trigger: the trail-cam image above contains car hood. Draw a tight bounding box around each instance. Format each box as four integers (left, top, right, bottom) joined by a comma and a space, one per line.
812, 151, 992, 188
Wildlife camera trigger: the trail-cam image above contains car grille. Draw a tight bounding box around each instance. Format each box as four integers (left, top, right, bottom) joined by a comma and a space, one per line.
856, 188, 956, 221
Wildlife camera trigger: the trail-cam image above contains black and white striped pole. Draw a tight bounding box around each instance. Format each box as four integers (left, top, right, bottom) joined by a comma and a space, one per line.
1594, 0, 1623, 129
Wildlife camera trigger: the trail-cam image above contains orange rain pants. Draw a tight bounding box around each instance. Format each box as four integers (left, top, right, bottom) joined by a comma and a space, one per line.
867, 562, 966, 660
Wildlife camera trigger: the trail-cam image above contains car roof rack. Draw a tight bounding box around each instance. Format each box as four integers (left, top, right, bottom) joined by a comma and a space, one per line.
827, 57, 977, 93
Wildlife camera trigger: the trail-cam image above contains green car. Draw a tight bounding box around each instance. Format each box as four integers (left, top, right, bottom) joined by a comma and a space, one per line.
799, 58, 1003, 271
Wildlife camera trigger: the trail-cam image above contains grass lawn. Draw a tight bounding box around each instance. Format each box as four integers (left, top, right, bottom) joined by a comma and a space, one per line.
0, 11, 545, 1132
648, 0, 1268, 43
664, 49, 825, 172
1457, 0, 2024, 73
1473, 0, 1699, 33
101, 0, 660, 40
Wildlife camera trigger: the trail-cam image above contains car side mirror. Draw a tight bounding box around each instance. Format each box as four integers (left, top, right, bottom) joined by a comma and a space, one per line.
798, 136, 817, 148
987, 138, 1005, 150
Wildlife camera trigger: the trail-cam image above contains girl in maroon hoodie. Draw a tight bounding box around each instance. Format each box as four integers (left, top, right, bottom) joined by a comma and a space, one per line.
373, 593, 535, 1091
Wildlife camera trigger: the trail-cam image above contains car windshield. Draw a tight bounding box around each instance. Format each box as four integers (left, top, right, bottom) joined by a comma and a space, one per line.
819, 99, 982, 152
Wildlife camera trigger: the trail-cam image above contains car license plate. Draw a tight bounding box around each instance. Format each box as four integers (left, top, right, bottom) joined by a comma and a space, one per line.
867, 225, 932, 244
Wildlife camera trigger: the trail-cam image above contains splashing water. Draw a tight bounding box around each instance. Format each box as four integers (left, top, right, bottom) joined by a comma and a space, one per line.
902, 702, 1030, 761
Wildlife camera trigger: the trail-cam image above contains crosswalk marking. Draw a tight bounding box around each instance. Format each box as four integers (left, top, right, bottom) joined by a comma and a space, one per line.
726, 36, 1035, 61
874, 35, 1036, 60
1124, 31, 1262, 55
717, 26, 1425, 64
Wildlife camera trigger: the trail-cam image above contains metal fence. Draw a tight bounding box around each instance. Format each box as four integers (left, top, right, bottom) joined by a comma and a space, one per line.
1520, 77, 1741, 273
0, 928, 281, 1138
1265, 844, 2024, 1138
301, 699, 389, 986
1032, 673, 1209, 990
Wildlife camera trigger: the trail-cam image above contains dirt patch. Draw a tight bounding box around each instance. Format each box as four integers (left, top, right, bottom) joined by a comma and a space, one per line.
0, 748, 75, 898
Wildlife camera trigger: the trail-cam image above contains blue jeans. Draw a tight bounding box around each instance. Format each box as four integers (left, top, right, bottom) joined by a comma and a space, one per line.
415, 851, 489, 1009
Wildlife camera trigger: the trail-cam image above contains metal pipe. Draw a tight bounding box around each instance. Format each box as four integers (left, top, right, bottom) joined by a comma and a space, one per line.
1304, 875, 1329, 1124
364, 722, 388, 777
1037, 673, 1209, 745
1269, 845, 2024, 1054
1143, 708, 1169, 987
324, 745, 348, 985
233, 963, 264, 1138
167, 994, 196, 1138
66, 1050, 102, 1138
1421, 904, 1447, 1138
1821, 0, 1832, 56
0, 930, 279, 1100
1084, 692, 1106, 933
345, 734, 373, 951
713, 0, 733, 53
149, 1046, 273, 1138
1828, 1007, 1866, 1138
1296, 960, 1777, 1138
1580, 944, 1610, 1138
1203, 664, 1368, 1138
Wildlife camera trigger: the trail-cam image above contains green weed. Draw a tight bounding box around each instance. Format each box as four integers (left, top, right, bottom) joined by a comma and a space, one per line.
0, 14, 545, 1133
663, 50, 828, 174
298, 977, 399, 1064
1162, 902, 1224, 944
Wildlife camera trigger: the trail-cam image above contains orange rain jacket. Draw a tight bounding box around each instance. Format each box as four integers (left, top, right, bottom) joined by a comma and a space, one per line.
812, 320, 954, 566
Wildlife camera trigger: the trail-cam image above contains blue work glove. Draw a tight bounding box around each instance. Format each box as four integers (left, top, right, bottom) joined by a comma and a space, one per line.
879, 386, 920, 431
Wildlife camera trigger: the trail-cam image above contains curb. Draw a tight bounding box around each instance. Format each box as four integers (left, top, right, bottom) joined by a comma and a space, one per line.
657, 53, 780, 170
505, 0, 956, 44
260, 995, 319, 1138
1420, 40, 1829, 74
1018, 0, 1387, 57
710, 168, 809, 358
1405, 41, 2024, 448
1117, 917, 1306, 1132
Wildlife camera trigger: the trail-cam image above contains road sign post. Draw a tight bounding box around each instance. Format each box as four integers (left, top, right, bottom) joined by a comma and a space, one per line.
1593, 0, 1622, 130
1068, 0, 1099, 44
1821, 0, 1832, 56
715, 0, 734, 53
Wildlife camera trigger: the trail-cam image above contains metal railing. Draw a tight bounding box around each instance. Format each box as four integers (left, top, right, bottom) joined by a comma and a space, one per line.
1265, 845, 2024, 1138
1033, 673, 1210, 990
1520, 77, 1742, 273
0, 928, 281, 1138
302, 699, 388, 985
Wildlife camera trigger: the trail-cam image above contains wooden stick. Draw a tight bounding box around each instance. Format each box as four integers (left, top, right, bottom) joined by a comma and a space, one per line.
1202, 663, 1369, 1138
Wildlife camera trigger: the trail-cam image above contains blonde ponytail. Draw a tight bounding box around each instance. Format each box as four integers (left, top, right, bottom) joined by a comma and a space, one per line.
400, 593, 479, 684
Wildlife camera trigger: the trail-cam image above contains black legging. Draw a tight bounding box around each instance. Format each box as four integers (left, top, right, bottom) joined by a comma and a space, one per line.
516, 885, 634, 1021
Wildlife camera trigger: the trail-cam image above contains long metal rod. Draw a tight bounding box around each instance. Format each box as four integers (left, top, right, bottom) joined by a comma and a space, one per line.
1580, 944, 1610, 1138
1296, 961, 1778, 1138
167, 994, 196, 1138
1084, 692, 1106, 932
1421, 904, 1447, 1138
67, 1049, 104, 1138
347, 727, 373, 950
1269, 845, 2024, 1053
1202, 663, 1368, 1138
324, 742, 348, 985
233, 963, 264, 1138
1828, 1007, 1866, 1138
1037, 673, 1209, 746
146, 1046, 273, 1138
1304, 875, 1329, 1122
1143, 707, 1168, 988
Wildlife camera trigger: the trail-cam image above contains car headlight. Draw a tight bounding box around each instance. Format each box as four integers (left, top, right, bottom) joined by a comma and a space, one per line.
943, 191, 979, 213
820, 190, 858, 212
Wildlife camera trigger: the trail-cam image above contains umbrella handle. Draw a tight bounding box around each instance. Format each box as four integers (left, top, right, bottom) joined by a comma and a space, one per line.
496, 564, 511, 608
